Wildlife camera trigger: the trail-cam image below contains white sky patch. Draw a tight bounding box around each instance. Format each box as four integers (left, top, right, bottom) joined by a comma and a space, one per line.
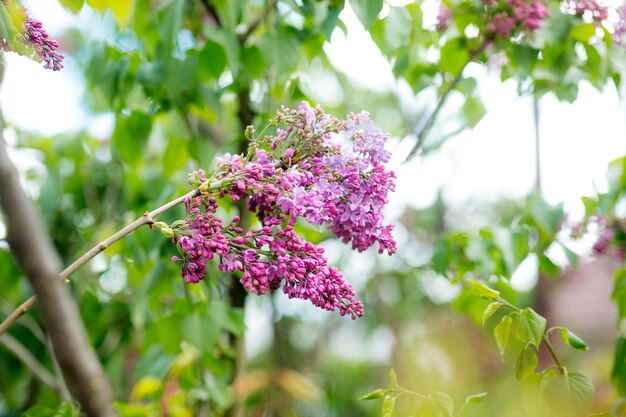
510, 254, 539, 292
1, 54, 88, 135
324, 4, 396, 92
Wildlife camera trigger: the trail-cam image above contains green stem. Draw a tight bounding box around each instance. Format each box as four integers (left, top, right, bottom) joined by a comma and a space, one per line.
542, 334, 565, 374
497, 298, 565, 374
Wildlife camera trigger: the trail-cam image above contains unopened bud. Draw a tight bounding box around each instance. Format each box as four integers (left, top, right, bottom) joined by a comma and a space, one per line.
245, 125, 256, 140
161, 227, 175, 238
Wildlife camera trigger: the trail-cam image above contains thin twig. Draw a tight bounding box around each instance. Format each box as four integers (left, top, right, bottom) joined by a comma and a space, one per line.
0, 333, 57, 389
404, 42, 487, 163
0, 178, 232, 336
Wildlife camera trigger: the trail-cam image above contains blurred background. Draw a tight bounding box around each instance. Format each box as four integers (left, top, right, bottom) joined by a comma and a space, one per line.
1, 0, 626, 416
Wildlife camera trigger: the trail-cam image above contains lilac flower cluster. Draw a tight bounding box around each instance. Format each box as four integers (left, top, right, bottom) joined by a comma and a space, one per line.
22, 14, 64, 71
482, 0, 549, 37
170, 102, 397, 318
0, 3, 64, 71
435, 0, 549, 37
570, 214, 625, 260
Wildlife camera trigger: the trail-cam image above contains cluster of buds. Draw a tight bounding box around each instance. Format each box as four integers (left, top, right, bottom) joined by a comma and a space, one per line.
169, 102, 397, 319
0, 2, 64, 71
22, 13, 64, 71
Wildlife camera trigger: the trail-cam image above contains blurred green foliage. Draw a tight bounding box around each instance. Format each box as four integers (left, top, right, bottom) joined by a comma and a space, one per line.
1, 0, 626, 416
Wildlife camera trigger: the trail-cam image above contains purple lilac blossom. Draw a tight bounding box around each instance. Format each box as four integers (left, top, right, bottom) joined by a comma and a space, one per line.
483, 0, 549, 37
171, 102, 397, 318
21, 13, 64, 71
1, 5, 64, 71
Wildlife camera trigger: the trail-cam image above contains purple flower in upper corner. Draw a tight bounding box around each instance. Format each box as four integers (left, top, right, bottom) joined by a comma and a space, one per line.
22, 14, 64, 71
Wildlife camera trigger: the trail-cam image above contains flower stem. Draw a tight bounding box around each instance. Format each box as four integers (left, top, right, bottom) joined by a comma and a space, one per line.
542, 334, 565, 374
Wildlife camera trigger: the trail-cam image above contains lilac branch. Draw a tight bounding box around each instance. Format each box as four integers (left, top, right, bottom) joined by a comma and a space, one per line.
0, 179, 232, 336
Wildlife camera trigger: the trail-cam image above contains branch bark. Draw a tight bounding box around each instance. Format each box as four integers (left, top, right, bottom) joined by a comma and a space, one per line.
0, 131, 116, 415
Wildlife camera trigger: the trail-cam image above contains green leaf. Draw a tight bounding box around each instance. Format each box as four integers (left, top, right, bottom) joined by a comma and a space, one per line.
581, 196, 598, 217
134, 346, 176, 380
163, 137, 189, 177
440, 38, 470, 76
165, 56, 199, 99
389, 368, 398, 388
198, 41, 228, 81
513, 308, 546, 347
417, 392, 454, 417
538, 254, 560, 278
241, 45, 268, 80
0, 4, 16, 42
543, 371, 595, 413
257, 33, 300, 78
468, 279, 500, 300
611, 337, 626, 395
111, 112, 152, 165
351, 0, 383, 30
482, 301, 502, 326
322, 5, 343, 38
382, 395, 396, 417
515, 346, 538, 380
107, 0, 134, 25
59, 0, 85, 14
86, 0, 107, 12
381, 7, 411, 51
571, 23, 597, 43
359, 389, 388, 400
461, 96, 486, 128
509, 44, 539, 74
560, 328, 589, 351
204, 28, 240, 77
157, 0, 185, 52
560, 243, 580, 269
462, 392, 487, 406
432, 237, 451, 275
612, 269, 626, 322
198, 85, 222, 120
494, 314, 513, 357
